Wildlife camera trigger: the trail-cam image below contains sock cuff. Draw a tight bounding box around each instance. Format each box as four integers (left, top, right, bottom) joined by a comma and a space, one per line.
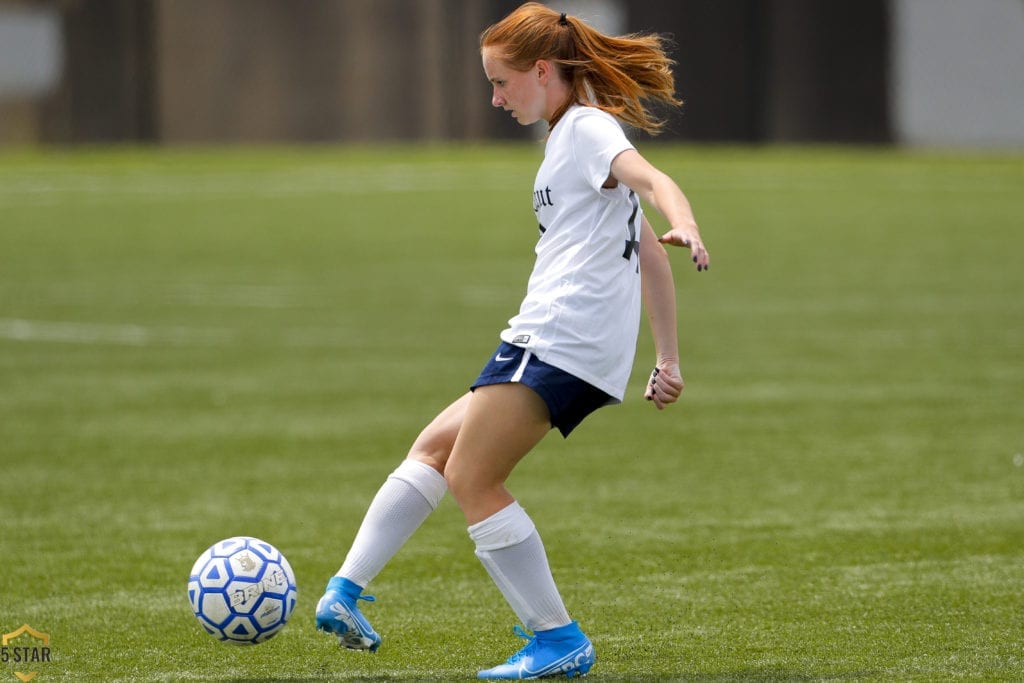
389, 459, 447, 510
467, 501, 536, 551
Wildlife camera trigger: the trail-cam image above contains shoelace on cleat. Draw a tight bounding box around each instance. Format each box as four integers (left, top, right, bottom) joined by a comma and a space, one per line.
503, 625, 536, 664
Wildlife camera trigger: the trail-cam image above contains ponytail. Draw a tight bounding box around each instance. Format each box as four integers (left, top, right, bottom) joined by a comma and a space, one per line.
480, 2, 682, 134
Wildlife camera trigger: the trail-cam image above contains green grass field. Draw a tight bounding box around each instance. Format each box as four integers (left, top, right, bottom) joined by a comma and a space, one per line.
1, 144, 1021, 681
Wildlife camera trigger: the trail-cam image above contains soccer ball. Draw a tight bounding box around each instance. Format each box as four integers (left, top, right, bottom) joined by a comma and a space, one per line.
188, 536, 298, 645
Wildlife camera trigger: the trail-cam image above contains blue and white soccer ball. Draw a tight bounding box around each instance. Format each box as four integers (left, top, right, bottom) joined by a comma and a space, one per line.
188, 536, 298, 645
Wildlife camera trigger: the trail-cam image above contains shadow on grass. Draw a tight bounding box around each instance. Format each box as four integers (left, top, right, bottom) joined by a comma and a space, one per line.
592, 672, 877, 682
225, 679, 468, 683
225, 672, 878, 682
224, 677, 474, 683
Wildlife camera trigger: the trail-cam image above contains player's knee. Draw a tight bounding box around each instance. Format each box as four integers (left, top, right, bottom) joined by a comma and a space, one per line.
407, 430, 453, 472
443, 462, 499, 507
442, 464, 476, 508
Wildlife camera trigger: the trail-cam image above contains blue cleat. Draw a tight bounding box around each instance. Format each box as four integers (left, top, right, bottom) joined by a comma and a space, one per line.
315, 576, 382, 652
478, 622, 594, 679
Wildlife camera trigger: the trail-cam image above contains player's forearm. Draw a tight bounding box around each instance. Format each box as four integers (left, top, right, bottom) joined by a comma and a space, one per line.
640, 221, 680, 366
643, 171, 699, 235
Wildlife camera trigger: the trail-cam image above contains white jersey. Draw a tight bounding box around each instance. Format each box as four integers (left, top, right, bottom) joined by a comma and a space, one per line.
500, 105, 643, 401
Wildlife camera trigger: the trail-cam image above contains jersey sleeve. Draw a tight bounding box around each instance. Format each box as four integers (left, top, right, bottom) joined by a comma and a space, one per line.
569, 110, 635, 193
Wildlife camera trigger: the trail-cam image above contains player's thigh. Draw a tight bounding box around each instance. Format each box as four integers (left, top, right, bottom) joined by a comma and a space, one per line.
407, 392, 473, 473
444, 383, 551, 497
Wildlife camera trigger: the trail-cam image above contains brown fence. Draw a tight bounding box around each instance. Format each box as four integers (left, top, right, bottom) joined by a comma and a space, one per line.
2, 0, 891, 145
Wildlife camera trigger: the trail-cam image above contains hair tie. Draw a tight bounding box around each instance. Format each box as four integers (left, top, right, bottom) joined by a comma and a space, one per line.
559, 12, 568, 26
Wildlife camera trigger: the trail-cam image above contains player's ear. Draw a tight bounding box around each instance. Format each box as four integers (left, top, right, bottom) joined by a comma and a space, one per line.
535, 59, 550, 84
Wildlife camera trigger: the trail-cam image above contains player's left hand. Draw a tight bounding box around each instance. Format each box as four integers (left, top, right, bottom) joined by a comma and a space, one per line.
658, 224, 709, 272
644, 363, 684, 409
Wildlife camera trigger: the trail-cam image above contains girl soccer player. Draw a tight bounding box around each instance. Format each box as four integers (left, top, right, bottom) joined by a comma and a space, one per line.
316, 3, 710, 678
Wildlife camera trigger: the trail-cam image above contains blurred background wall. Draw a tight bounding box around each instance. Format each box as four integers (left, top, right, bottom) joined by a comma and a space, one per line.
0, 0, 1021, 147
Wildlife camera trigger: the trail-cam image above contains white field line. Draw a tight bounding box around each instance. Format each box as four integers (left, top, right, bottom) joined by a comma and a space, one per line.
0, 318, 234, 346
0, 317, 365, 349
2, 169, 1016, 201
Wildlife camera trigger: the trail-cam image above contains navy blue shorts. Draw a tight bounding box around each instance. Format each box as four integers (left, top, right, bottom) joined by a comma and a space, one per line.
471, 342, 614, 438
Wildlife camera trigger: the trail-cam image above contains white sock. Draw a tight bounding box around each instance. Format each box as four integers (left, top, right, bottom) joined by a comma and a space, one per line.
468, 501, 572, 632
337, 459, 447, 587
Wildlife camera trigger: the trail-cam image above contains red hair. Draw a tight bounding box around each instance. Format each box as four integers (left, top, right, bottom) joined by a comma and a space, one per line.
480, 2, 682, 134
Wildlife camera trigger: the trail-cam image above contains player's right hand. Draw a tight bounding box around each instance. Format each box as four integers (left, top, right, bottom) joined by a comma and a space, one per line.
644, 364, 684, 410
